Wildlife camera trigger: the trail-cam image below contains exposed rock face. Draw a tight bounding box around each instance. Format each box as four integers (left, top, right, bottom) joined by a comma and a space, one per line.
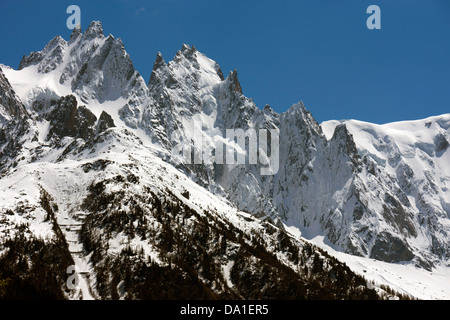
0, 67, 28, 121
435, 133, 449, 153
370, 232, 415, 263
0, 67, 29, 175
46, 95, 97, 141
96, 111, 116, 134
19, 36, 67, 73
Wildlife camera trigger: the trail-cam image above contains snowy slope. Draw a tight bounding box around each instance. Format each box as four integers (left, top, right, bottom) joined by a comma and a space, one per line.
284, 224, 450, 300
0, 120, 401, 299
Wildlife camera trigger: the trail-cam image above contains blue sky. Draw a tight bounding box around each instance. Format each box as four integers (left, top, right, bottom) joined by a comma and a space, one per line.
0, 0, 449, 124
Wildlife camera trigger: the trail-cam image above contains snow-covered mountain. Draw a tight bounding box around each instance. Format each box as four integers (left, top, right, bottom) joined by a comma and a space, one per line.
321, 116, 450, 265
0, 21, 449, 300
140, 38, 450, 270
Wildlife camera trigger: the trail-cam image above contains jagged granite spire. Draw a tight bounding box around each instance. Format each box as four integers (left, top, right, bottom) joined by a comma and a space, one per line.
175, 43, 196, 61
153, 52, 166, 71
83, 20, 104, 40
18, 35, 67, 72
68, 23, 82, 44
148, 52, 167, 87
227, 70, 242, 95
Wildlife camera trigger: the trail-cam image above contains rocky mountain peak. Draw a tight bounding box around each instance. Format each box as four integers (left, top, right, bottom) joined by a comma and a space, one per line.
282, 101, 323, 138
148, 52, 168, 88
97, 110, 116, 135
176, 43, 196, 61
18, 35, 67, 72
67, 29, 141, 103
83, 20, 104, 40
329, 123, 361, 169
168, 45, 225, 87
226, 70, 242, 95
43, 35, 67, 52
153, 52, 166, 71
68, 24, 82, 44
